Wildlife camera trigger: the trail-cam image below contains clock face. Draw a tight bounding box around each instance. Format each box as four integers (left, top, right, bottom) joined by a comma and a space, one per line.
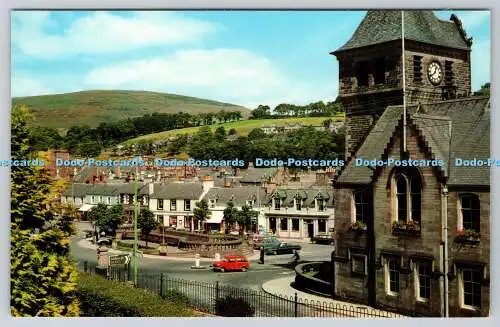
427, 61, 443, 85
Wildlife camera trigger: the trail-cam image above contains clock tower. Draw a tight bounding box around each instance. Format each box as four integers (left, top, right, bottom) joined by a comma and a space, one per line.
331, 10, 473, 157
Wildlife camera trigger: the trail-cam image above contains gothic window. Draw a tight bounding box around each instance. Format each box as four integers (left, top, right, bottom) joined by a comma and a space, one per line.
394, 168, 421, 222
354, 190, 369, 224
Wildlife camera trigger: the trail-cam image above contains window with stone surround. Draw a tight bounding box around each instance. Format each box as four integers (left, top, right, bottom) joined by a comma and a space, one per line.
295, 198, 302, 211
350, 252, 367, 276
274, 198, 281, 210
445, 60, 454, 85
415, 262, 432, 302
392, 168, 421, 223
170, 199, 177, 211
280, 218, 288, 231
458, 194, 480, 233
385, 256, 401, 295
292, 219, 300, 231
460, 268, 482, 310
157, 199, 164, 210
184, 199, 191, 211
318, 219, 326, 232
353, 190, 369, 224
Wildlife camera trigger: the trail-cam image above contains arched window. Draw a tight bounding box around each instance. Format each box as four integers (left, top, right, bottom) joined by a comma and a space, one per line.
354, 190, 369, 224
460, 194, 480, 232
393, 168, 421, 222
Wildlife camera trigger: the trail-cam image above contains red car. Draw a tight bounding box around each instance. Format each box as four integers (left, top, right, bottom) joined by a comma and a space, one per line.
212, 255, 250, 272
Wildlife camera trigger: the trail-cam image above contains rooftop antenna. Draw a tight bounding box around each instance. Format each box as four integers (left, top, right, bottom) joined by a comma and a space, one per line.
402, 10, 407, 153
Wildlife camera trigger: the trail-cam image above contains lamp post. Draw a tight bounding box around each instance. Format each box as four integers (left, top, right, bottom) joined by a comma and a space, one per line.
133, 163, 139, 286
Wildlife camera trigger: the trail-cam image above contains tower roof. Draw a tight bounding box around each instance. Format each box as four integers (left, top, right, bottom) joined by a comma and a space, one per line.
332, 10, 472, 54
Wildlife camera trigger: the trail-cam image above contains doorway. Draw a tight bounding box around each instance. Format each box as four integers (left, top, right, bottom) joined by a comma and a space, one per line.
307, 222, 314, 238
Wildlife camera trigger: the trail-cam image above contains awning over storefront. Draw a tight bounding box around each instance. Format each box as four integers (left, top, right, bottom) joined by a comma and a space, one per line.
205, 211, 223, 224
78, 204, 96, 212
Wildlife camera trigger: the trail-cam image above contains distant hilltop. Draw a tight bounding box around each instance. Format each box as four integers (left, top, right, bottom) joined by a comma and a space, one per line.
11, 90, 250, 129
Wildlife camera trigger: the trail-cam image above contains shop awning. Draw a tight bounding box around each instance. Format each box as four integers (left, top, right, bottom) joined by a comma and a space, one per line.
78, 204, 96, 212
205, 211, 223, 224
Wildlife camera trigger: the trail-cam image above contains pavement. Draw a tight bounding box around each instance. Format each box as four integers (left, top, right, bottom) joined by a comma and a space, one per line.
261, 276, 405, 317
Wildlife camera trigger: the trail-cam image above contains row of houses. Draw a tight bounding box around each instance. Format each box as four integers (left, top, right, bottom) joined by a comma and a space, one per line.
62, 175, 334, 239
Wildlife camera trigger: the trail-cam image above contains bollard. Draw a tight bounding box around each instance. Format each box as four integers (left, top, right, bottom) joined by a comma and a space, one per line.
215, 253, 221, 262
195, 253, 200, 268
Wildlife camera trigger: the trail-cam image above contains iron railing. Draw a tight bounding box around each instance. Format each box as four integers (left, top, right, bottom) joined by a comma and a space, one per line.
76, 261, 406, 318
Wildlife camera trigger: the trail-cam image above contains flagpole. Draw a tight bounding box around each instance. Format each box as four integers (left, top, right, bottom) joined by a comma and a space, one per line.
402, 10, 407, 153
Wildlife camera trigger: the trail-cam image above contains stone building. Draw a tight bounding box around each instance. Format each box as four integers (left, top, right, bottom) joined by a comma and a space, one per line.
331, 10, 489, 317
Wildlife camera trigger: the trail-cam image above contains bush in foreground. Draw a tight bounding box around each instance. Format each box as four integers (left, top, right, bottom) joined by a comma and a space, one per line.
77, 273, 194, 317
215, 295, 255, 317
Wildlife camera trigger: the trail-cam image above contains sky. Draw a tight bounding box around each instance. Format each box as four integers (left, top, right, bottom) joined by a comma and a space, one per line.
11, 10, 490, 109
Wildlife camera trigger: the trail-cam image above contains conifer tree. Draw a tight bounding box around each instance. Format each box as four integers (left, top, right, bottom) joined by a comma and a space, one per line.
10, 104, 80, 316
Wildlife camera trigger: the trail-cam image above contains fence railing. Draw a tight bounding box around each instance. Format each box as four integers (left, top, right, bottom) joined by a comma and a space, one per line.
76, 261, 406, 318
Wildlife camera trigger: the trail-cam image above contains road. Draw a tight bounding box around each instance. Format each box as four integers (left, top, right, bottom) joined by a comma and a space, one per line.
70, 222, 336, 316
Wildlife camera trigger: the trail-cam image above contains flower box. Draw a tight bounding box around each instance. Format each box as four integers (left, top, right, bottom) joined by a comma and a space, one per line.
350, 221, 367, 231
392, 220, 421, 236
455, 229, 480, 244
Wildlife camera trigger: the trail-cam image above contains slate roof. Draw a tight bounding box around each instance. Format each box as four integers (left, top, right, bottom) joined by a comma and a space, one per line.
336, 96, 490, 187
150, 182, 204, 200
240, 168, 277, 183
333, 10, 471, 54
116, 183, 150, 195
267, 188, 334, 208
86, 184, 122, 196
63, 183, 92, 197
202, 187, 267, 207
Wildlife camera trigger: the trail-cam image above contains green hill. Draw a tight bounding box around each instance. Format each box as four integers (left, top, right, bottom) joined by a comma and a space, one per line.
123, 115, 345, 145
12, 90, 250, 129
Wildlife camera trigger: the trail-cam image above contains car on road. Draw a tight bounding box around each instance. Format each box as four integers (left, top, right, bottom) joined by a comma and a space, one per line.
97, 237, 113, 246
311, 232, 335, 245
262, 238, 302, 255
212, 255, 250, 272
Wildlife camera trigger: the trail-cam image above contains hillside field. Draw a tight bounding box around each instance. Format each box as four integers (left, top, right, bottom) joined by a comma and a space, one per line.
123, 115, 345, 144
12, 90, 250, 129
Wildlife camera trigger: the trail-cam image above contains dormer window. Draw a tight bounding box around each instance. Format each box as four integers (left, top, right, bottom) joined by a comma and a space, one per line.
274, 198, 281, 210
317, 199, 325, 212
295, 198, 302, 211
209, 199, 216, 208
246, 200, 254, 208
91, 195, 96, 203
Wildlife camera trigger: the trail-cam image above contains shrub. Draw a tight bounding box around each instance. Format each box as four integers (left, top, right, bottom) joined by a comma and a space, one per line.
77, 273, 193, 317
215, 295, 255, 317
161, 289, 191, 306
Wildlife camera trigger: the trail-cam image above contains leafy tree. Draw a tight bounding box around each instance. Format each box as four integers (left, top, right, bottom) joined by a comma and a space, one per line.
193, 199, 211, 231
10, 104, 79, 316
228, 128, 237, 135
103, 204, 125, 235
237, 205, 258, 233
87, 203, 108, 240
251, 105, 271, 119
137, 208, 158, 247
215, 126, 226, 141
223, 201, 238, 231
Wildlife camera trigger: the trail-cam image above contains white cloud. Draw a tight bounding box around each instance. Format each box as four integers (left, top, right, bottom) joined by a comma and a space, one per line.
83, 48, 336, 108
11, 11, 219, 58
11, 76, 54, 97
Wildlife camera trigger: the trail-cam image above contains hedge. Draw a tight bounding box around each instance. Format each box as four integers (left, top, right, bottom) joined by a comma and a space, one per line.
77, 273, 194, 317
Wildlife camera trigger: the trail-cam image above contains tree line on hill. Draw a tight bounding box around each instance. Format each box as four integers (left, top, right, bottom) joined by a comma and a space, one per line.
250, 99, 344, 119
29, 109, 243, 155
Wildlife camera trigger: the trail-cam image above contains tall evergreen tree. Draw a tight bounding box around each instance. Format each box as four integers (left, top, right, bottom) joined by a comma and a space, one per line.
10, 105, 80, 316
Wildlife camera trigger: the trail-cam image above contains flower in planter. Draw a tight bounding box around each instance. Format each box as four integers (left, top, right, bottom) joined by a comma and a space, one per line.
406, 220, 420, 230
392, 221, 405, 230
351, 221, 367, 230
457, 229, 480, 240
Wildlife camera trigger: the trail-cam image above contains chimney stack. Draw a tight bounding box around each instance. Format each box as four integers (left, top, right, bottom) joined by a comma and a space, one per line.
149, 182, 155, 195
202, 175, 214, 191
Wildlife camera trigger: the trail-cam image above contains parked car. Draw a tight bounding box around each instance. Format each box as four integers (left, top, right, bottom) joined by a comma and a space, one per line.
253, 233, 275, 249
311, 232, 334, 244
262, 238, 302, 255
212, 255, 250, 272
97, 237, 113, 246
